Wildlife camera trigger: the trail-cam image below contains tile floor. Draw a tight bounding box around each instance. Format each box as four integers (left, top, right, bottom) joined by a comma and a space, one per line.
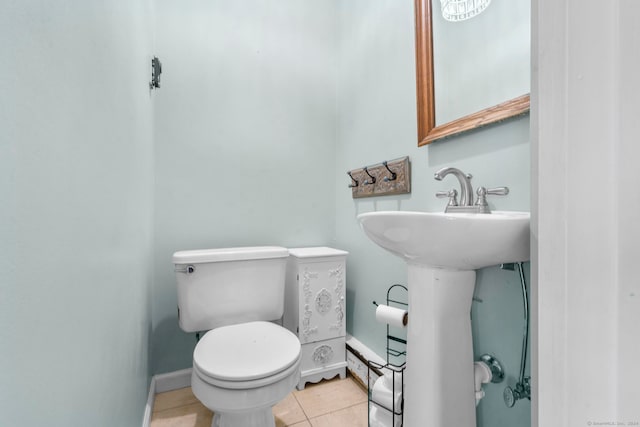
150, 376, 369, 427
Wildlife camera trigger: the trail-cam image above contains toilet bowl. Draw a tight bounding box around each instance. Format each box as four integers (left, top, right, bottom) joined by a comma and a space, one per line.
190, 321, 301, 427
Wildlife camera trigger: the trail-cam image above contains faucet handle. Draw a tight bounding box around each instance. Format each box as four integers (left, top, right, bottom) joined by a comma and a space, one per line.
486, 187, 509, 196
436, 189, 458, 206
475, 186, 509, 209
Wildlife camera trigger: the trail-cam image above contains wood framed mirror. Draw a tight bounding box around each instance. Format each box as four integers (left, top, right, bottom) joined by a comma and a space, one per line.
414, 0, 530, 146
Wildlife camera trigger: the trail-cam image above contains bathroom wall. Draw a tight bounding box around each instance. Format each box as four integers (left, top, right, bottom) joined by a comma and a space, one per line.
151, 1, 532, 424
334, 1, 531, 427
151, 0, 338, 374
0, 1, 154, 426
533, 0, 640, 425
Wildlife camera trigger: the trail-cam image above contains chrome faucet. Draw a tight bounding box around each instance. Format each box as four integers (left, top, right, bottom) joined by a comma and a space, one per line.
434, 167, 474, 207
434, 167, 509, 214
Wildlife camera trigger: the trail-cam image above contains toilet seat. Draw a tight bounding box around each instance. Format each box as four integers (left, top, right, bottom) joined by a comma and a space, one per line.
193, 321, 301, 389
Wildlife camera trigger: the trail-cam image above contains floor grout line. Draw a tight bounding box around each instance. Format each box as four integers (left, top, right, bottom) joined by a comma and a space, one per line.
291, 390, 314, 422
308, 399, 368, 419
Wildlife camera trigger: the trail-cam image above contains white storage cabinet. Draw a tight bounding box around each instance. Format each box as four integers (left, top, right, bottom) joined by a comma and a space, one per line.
284, 247, 348, 390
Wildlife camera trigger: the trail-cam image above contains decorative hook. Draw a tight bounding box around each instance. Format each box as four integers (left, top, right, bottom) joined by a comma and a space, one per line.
347, 171, 359, 188
150, 56, 162, 89
363, 167, 376, 185
382, 161, 397, 182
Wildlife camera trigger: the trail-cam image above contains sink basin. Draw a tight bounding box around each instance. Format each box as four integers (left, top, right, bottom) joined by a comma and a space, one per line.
357, 210, 530, 270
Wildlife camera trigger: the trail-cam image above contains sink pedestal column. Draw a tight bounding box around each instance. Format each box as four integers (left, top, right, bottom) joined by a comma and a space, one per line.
404, 265, 477, 427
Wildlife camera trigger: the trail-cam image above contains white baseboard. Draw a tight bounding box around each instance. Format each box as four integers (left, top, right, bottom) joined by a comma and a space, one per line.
141, 375, 156, 427
141, 368, 193, 427
154, 368, 193, 393
346, 335, 386, 365
345, 334, 386, 389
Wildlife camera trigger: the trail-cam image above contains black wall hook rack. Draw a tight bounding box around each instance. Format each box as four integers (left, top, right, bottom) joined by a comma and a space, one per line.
346, 156, 410, 199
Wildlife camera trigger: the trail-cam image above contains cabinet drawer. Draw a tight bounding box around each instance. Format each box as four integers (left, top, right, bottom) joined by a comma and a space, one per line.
300, 336, 346, 373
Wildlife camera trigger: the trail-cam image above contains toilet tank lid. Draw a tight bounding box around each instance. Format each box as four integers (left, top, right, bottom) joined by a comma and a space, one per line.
173, 246, 288, 264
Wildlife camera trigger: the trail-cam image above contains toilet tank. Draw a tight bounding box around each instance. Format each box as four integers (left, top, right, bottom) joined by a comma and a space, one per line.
173, 246, 289, 333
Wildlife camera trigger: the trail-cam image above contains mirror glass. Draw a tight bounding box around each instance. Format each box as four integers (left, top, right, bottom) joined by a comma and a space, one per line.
415, 0, 531, 146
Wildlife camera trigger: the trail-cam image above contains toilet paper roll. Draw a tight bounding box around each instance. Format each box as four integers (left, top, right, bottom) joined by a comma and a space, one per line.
369, 403, 403, 427
375, 305, 408, 328
371, 377, 403, 414
382, 370, 404, 392
369, 406, 385, 427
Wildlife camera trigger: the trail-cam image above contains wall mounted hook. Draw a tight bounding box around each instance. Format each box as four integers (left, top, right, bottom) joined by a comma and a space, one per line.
363, 167, 376, 185
382, 161, 397, 182
347, 171, 359, 188
347, 156, 410, 199
150, 56, 162, 89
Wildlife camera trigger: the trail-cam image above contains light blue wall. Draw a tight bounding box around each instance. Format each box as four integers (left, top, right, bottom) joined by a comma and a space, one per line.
0, 1, 154, 426
151, 0, 338, 374
334, 1, 531, 427
1, 2, 531, 426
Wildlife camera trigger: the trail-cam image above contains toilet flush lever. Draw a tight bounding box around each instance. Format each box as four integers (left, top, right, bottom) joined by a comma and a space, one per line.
175, 265, 196, 274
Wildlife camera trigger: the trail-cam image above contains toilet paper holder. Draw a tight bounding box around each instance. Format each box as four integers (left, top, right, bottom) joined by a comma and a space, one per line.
368, 284, 408, 427
372, 284, 408, 360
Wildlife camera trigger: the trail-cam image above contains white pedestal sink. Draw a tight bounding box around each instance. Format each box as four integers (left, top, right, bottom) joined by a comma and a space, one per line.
358, 211, 530, 427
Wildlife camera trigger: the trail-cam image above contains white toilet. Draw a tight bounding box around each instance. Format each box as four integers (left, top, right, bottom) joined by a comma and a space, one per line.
173, 246, 302, 427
